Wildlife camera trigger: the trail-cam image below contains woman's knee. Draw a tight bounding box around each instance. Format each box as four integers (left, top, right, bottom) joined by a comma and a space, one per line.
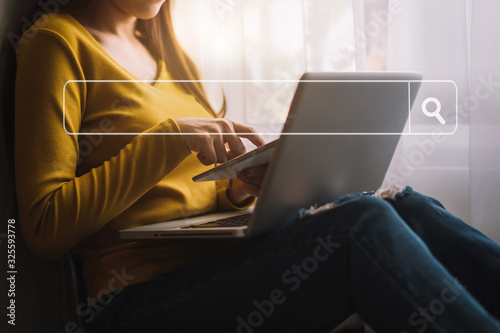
301, 194, 404, 236
382, 186, 446, 212
385, 187, 451, 221
379, 187, 466, 238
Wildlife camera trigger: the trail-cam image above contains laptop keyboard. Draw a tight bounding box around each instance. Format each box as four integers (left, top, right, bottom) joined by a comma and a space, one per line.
185, 213, 252, 229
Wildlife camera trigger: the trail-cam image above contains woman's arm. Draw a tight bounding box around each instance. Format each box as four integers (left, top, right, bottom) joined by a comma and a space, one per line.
15, 29, 191, 259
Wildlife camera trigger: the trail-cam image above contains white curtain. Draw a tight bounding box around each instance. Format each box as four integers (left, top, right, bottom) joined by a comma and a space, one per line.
172, 0, 358, 139
380, 0, 471, 224
172, 0, 500, 242
378, 0, 500, 242
468, 0, 500, 242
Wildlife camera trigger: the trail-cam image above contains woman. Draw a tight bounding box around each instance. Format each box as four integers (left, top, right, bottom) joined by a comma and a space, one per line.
13, 0, 500, 332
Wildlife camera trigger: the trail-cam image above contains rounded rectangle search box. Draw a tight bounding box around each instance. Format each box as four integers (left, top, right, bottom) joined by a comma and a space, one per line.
62, 79, 458, 137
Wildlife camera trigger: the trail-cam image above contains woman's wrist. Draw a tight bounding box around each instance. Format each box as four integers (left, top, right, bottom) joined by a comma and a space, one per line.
226, 179, 254, 207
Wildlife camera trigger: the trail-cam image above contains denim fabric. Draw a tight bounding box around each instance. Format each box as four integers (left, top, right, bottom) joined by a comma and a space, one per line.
88, 188, 500, 333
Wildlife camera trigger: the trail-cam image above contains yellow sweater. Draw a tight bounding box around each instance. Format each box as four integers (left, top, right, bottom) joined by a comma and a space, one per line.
15, 12, 245, 302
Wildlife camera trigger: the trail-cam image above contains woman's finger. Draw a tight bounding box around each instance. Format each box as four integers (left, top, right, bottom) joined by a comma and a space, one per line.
218, 119, 246, 157
232, 122, 266, 147
197, 136, 217, 165
213, 134, 228, 163
224, 133, 246, 158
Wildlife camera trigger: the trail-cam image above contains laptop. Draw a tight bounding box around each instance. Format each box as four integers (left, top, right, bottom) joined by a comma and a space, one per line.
119, 71, 423, 240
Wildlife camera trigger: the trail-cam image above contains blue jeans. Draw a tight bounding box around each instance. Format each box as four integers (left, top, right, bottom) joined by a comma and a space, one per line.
88, 188, 500, 333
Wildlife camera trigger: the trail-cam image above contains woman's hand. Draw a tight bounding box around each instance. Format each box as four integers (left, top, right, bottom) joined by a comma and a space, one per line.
237, 166, 268, 195
176, 118, 266, 165
226, 165, 268, 206
175, 117, 267, 206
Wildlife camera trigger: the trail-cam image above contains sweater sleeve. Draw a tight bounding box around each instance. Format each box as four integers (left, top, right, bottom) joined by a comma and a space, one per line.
15, 29, 191, 260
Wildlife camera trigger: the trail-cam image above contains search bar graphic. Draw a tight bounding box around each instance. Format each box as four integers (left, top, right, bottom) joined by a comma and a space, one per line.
63, 79, 458, 137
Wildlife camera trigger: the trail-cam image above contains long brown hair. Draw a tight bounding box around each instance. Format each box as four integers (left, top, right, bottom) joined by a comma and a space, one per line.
65, 0, 225, 117
137, 1, 226, 117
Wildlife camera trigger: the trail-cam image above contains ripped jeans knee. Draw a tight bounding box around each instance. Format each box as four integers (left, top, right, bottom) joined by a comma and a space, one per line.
300, 185, 412, 217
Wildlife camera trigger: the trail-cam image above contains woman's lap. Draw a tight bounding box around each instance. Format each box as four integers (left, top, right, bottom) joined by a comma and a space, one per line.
89, 188, 500, 333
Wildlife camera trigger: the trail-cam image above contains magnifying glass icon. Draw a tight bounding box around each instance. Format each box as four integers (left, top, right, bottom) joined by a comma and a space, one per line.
422, 97, 446, 125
